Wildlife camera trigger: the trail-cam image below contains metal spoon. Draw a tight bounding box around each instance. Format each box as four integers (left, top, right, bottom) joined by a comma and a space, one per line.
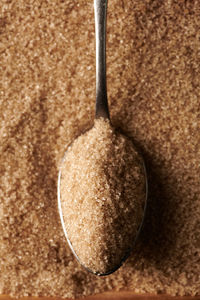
58, 0, 148, 276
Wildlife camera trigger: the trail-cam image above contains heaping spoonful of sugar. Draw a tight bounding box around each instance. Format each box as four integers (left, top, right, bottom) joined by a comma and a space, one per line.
57, 0, 148, 276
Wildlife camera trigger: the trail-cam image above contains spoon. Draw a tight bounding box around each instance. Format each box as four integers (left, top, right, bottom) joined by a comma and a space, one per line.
58, 0, 148, 276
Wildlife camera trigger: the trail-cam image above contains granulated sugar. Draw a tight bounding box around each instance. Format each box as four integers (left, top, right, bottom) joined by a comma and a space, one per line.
60, 118, 146, 275
0, 0, 200, 298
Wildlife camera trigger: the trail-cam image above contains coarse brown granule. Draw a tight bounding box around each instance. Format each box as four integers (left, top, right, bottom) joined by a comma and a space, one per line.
60, 118, 146, 275
0, 0, 200, 298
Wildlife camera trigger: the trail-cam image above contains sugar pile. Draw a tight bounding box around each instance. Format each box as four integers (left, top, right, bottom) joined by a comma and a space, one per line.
60, 118, 146, 275
0, 0, 199, 298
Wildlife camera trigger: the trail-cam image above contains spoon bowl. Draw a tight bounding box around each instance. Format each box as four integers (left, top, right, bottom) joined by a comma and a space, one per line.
58, 138, 148, 276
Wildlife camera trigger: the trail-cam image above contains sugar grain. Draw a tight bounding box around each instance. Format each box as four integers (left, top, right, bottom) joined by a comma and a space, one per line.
0, 0, 199, 298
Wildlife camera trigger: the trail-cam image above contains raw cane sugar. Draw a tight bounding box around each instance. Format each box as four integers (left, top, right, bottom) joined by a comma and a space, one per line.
0, 0, 200, 298
60, 118, 146, 275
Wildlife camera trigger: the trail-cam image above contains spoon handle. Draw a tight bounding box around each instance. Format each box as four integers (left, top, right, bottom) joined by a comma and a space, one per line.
94, 0, 110, 120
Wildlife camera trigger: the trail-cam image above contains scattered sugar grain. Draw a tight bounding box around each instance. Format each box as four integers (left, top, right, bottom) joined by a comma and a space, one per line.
0, 0, 200, 298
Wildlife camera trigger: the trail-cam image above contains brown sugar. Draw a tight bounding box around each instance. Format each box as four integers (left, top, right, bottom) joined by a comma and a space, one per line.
60, 118, 146, 275
0, 0, 200, 298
